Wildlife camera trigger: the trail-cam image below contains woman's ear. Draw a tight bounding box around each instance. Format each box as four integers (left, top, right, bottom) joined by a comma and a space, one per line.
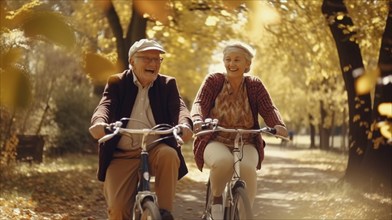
244, 61, 251, 73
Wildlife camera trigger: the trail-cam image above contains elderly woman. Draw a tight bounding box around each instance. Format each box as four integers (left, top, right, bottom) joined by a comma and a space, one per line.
191, 41, 288, 219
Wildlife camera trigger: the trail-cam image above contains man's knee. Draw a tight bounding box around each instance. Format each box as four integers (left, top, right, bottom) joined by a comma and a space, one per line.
158, 146, 179, 164
107, 204, 132, 220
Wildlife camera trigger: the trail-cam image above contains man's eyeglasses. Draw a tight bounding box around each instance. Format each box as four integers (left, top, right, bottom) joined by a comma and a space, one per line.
135, 56, 163, 64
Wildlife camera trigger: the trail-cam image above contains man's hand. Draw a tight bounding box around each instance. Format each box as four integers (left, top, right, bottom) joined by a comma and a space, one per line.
89, 122, 108, 140
274, 125, 288, 138
180, 124, 193, 143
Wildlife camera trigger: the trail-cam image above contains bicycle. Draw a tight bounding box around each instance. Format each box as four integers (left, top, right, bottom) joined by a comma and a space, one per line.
98, 118, 186, 220
194, 118, 290, 220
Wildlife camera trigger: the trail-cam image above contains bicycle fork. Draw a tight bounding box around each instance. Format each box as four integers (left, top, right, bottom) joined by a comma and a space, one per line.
134, 151, 158, 215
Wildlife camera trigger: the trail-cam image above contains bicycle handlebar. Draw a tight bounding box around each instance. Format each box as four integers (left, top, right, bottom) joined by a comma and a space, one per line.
194, 118, 290, 142
98, 120, 185, 145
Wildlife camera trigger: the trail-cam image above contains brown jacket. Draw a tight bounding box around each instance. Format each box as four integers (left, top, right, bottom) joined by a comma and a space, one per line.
191, 73, 285, 171
91, 69, 192, 181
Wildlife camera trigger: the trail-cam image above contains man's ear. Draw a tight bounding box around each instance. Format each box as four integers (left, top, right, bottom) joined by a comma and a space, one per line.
129, 58, 135, 66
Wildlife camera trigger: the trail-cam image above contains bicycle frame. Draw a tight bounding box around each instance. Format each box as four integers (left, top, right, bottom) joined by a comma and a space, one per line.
225, 132, 246, 210
98, 118, 185, 220
195, 119, 289, 220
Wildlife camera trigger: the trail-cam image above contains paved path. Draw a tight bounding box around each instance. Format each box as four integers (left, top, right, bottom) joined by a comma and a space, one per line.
172, 141, 346, 220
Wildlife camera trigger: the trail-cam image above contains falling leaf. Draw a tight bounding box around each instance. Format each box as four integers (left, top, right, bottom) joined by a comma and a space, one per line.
337, 14, 345, 20
222, 0, 246, 10
355, 68, 380, 95
84, 53, 118, 86
378, 102, 392, 117
134, 0, 172, 25
0, 65, 31, 110
377, 121, 392, 140
20, 12, 76, 48
0, 47, 23, 69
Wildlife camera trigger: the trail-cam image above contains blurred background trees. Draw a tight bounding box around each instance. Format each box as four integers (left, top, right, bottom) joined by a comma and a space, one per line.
0, 0, 390, 191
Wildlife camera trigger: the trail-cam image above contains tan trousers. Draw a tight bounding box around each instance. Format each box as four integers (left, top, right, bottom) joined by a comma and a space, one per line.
203, 141, 258, 206
103, 143, 180, 220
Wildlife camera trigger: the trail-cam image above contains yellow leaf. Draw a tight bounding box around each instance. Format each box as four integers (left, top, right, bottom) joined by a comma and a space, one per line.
355, 68, 380, 95
377, 121, 392, 140
353, 114, 360, 122
222, 0, 246, 10
0, 66, 31, 110
378, 102, 392, 117
134, 0, 172, 25
0, 47, 23, 69
84, 53, 117, 85
337, 14, 344, 20
21, 12, 76, 48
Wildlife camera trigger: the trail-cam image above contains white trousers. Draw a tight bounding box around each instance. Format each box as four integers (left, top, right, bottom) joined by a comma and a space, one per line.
203, 141, 258, 206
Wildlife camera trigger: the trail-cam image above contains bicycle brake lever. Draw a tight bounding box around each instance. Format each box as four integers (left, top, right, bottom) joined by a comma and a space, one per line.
201, 118, 219, 130
104, 121, 123, 133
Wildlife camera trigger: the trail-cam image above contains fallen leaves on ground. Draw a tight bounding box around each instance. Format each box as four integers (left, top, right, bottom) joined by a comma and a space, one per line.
0, 142, 391, 220
0, 155, 106, 219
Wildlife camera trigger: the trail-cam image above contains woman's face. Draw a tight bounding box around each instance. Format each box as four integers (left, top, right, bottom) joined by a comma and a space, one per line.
223, 49, 251, 76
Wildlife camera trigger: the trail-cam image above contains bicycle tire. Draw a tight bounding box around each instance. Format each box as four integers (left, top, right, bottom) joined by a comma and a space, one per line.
134, 200, 162, 220
228, 186, 253, 220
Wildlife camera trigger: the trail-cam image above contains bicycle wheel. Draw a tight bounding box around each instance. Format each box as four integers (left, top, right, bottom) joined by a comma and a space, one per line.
135, 200, 161, 220
202, 179, 214, 220
228, 186, 253, 220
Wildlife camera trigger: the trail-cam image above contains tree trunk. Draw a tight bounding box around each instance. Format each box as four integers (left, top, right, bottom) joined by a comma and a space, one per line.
94, 0, 148, 96
319, 101, 331, 150
105, 0, 147, 70
309, 114, 316, 148
321, 0, 372, 184
341, 108, 348, 151
360, 1, 392, 192
105, 0, 126, 69
329, 111, 335, 149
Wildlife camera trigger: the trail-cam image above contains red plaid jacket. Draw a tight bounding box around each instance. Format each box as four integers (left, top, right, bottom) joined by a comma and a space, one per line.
191, 72, 285, 171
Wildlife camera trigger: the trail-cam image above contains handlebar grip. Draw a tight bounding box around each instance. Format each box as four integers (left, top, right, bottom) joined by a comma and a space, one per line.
260, 127, 277, 135
269, 127, 277, 135
173, 126, 184, 145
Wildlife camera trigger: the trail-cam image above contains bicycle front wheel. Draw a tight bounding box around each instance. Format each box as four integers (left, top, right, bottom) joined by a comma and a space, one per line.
228, 186, 253, 220
139, 200, 162, 220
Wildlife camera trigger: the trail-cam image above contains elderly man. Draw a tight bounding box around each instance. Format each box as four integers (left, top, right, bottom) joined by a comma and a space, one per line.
89, 39, 193, 219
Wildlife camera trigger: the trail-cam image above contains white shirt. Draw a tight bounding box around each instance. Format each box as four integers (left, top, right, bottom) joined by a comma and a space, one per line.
117, 73, 158, 150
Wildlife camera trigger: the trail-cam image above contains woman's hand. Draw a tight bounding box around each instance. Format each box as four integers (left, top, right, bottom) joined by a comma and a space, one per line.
192, 119, 203, 133
274, 125, 288, 138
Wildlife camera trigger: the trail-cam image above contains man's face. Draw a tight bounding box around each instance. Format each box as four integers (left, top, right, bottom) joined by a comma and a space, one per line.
130, 50, 162, 87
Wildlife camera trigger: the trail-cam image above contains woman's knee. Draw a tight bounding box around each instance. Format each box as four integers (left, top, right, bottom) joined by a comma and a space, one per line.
210, 156, 233, 170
